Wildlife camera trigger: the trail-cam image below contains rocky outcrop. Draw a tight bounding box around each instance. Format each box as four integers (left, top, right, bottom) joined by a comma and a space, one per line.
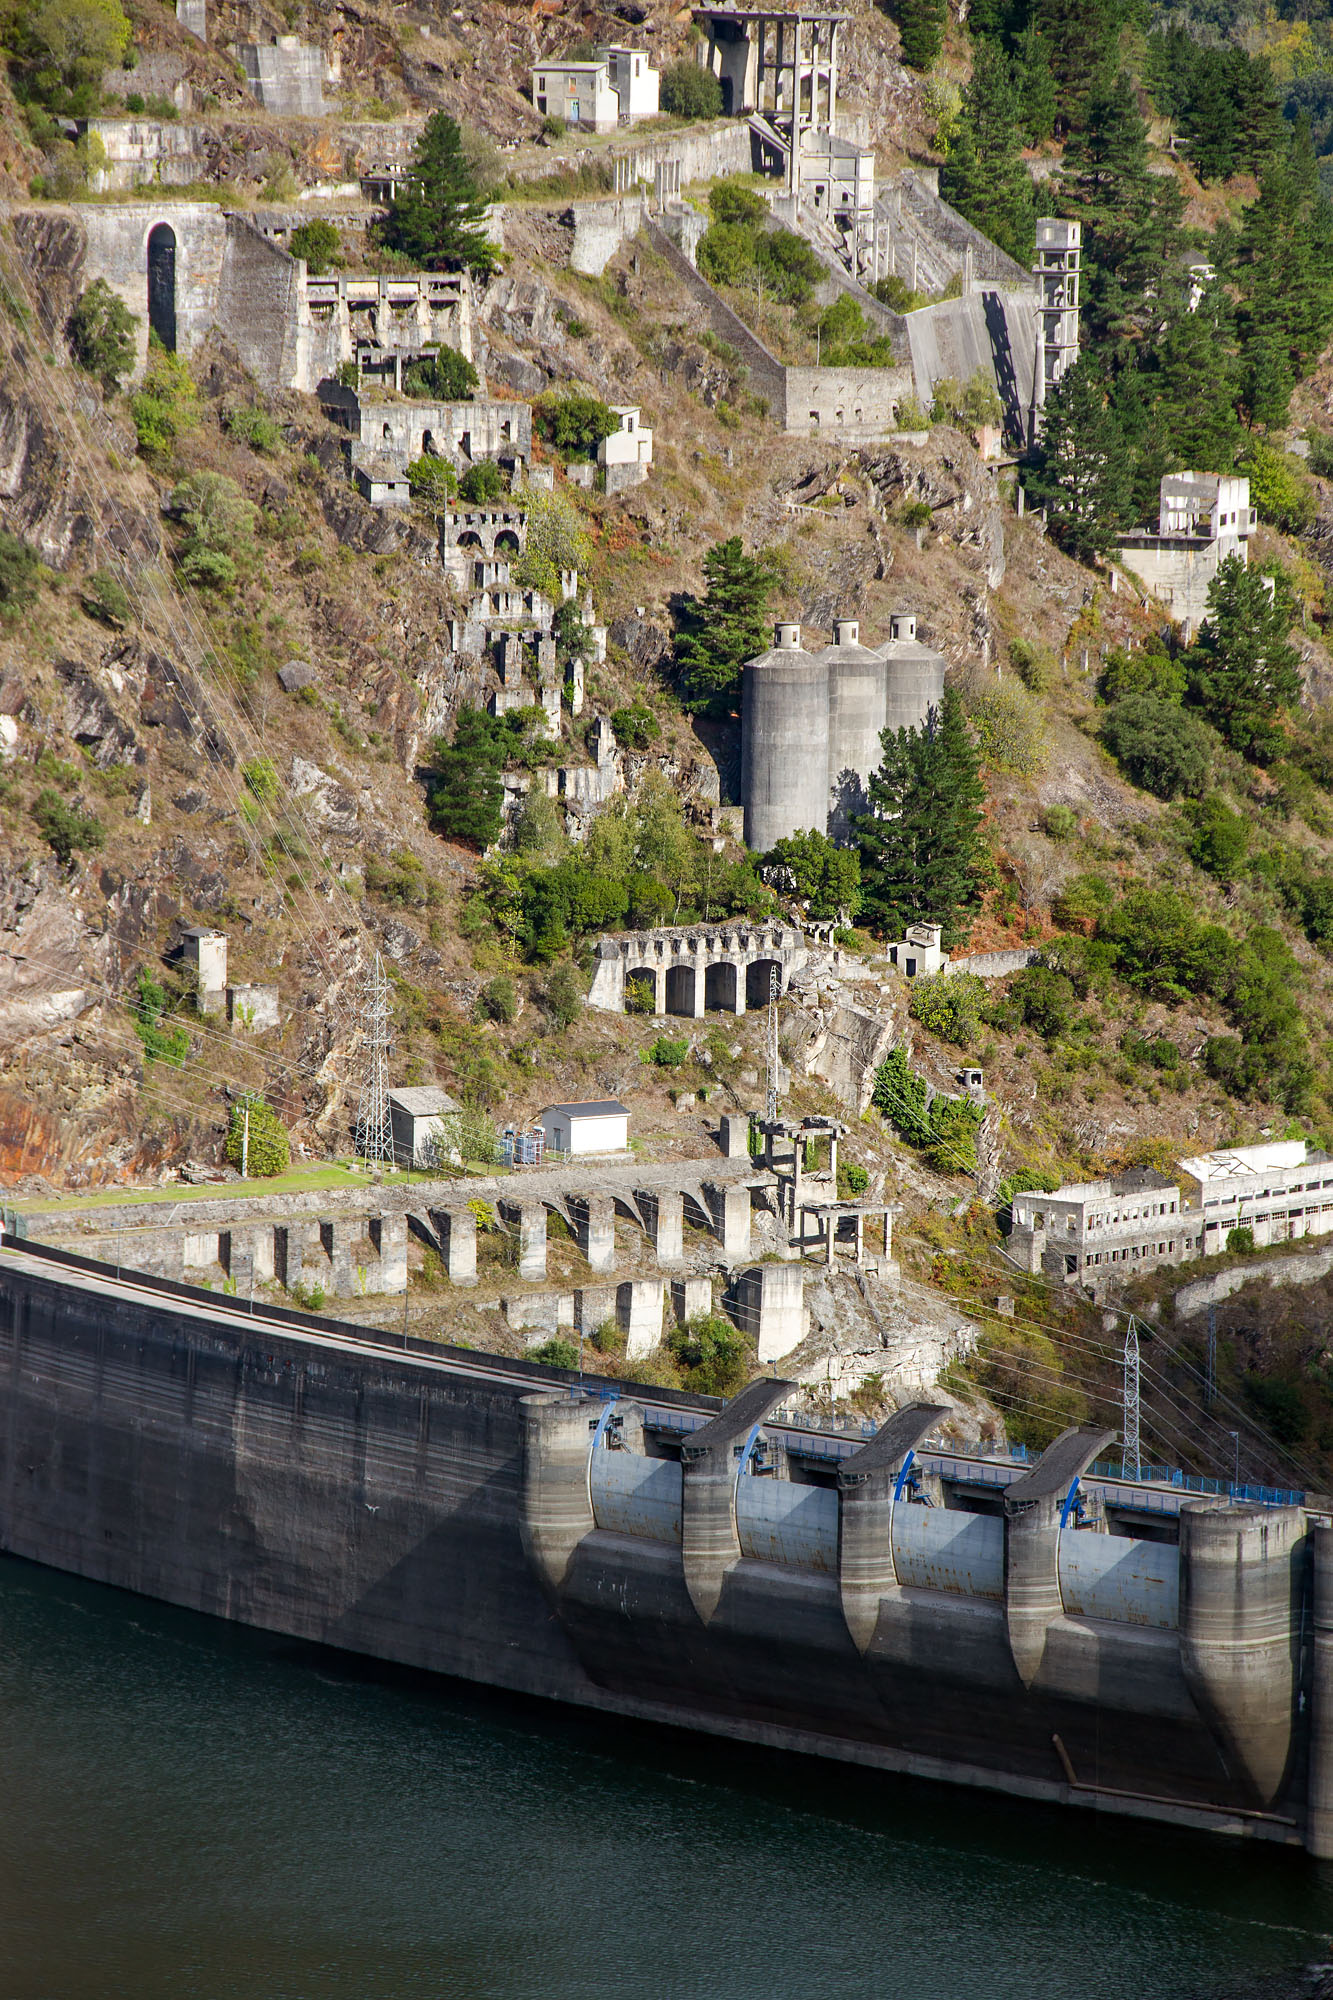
0, 861, 107, 1041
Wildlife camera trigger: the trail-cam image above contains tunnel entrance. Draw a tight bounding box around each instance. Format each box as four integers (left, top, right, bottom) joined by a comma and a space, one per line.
746, 958, 782, 1009
147, 224, 177, 352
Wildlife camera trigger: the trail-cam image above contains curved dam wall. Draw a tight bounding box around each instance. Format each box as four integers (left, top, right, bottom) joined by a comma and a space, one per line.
1, 1245, 1331, 1850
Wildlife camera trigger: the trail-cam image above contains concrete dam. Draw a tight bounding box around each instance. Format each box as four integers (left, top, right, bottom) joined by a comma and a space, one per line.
3, 1238, 1333, 1853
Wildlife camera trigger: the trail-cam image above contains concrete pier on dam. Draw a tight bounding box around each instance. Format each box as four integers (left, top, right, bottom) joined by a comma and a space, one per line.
2, 1235, 1332, 1852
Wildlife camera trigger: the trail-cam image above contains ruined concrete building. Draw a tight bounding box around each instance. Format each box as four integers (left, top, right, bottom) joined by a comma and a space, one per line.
741, 615, 946, 850
1114, 473, 1254, 639
531, 46, 660, 129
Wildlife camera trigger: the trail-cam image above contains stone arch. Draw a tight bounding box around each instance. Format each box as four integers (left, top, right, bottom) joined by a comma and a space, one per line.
496, 529, 520, 554
625, 966, 657, 1013
704, 961, 741, 1014
664, 964, 697, 1016
746, 956, 783, 1009
147, 222, 177, 352
422, 428, 437, 456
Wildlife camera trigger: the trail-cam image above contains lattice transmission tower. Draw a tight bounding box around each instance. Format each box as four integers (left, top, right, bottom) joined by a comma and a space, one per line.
1121, 1317, 1142, 1480
765, 965, 780, 1123
354, 950, 394, 1169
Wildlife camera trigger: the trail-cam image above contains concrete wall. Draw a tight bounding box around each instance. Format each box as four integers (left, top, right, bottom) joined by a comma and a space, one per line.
903, 289, 1038, 440
0, 1247, 1322, 1847
783, 361, 912, 438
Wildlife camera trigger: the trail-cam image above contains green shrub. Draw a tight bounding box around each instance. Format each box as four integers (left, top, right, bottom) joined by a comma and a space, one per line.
647, 1034, 689, 1068
610, 701, 660, 749
407, 454, 459, 513
1226, 1225, 1256, 1255
659, 60, 723, 119
242, 755, 279, 807
288, 218, 340, 274
534, 392, 620, 460
709, 178, 768, 226
1102, 694, 1213, 800
539, 113, 566, 138
0, 532, 41, 622
169, 471, 257, 589
995, 964, 1077, 1041
32, 787, 104, 864
1041, 804, 1078, 840
225, 405, 282, 453
225, 1094, 290, 1176
458, 460, 506, 503
131, 969, 189, 1065
477, 975, 517, 1023
1051, 871, 1113, 933
80, 567, 130, 625
1097, 646, 1186, 706
1240, 438, 1316, 535
130, 342, 198, 458
668, 1313, 749, 1397
67, 279, 136, 393
761, 828, 860, 921
529, 1336, 580, 1370
838, 1161, 870, 1199
402, 347, 480, 400
958, 675, 1045, 775
1188, 795, 1250, 882
543, 960, 584, 1028
910, 970, 986, 1048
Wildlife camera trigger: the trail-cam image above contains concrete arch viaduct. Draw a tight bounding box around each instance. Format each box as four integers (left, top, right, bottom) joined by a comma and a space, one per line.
587, 920, 829, 1016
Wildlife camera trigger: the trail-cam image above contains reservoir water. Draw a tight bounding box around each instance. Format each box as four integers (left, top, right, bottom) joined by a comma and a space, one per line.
1, 1551, 1331, 2000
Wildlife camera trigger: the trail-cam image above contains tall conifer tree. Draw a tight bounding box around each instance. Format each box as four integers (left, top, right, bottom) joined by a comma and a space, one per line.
855, 687, 987, 946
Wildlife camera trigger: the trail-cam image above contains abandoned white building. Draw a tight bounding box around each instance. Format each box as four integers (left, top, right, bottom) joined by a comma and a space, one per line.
887, 923, 946, 979
1177, 1139, 1333, 1252
316, 381, 533, 501
531, 46, 659, 130
1009, 1171, 1200, 1290
388, 1086, 461, 1169
1114, 473, 1253, 639
741, 614, 947, 849
598, 405, 654, 491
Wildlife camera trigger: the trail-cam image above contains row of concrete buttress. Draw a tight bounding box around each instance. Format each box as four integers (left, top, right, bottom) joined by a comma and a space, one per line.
518, 1388, 1313, 1829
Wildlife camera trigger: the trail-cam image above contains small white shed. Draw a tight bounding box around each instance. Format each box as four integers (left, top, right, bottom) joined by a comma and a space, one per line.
537, 1100, 630, 1156
388, 1085, 461, 1169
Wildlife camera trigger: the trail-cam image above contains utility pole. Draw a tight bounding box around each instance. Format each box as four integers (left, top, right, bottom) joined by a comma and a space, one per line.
1121, 1316, 1141, 1480
241, 1099, 250, 1181
354, 951, 394, 1171
765, 965, 780, 1123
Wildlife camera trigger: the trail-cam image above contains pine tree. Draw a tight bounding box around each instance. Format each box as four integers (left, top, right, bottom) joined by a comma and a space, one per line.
940, 40, 1036, 264
675, 537, 778, 716
1026, 357, 1132, 562
1186, 558, 1301, 765
1141, 287, 1242, 473
895, 0, 947, 72
381, 112, 498, 275
1057, 70, 1184, 342
1034, 0, 1120, 128
1012, 18, 1057, 145
854, 686, 987, 946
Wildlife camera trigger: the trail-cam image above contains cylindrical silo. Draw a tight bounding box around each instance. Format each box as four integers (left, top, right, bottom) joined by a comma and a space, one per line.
819, 615, 889, 838
879, 609, 947, 736
741, 623, 829, 852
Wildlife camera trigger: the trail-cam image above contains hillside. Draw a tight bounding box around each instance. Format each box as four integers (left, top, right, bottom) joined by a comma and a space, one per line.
6, 0, 1333, 1496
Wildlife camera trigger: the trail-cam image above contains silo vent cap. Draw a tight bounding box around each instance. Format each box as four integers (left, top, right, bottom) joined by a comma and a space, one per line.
833, 617, 859, 646
774, 620, 802, 649
889, 611, 917, 641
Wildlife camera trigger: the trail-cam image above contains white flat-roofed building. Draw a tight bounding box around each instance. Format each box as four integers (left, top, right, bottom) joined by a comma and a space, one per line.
387, 1085, 461, 1169
1178, 1139, 1333, 1251
599, 405, 653, 490
1009, 1169, 1200, 1291
531, 47, 658, 131
537, 1099, 630, 1155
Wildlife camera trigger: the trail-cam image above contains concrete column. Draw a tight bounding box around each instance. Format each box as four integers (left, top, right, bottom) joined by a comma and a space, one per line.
837, 1403, 948, 1652
501, 1201, 547, 1281
730, 957, 746, 1017
671, 1276, 712, 1324
274, 1220, 313, 1289
638, 1189, 683, 1265
433, 1207, 477, 1286
518, 1390, 597, 1599
1002, 1424, 1115, 1688
706, 1182, 751, 1261
616, 1278, 664, 1359
574, 1285, 616, 1337
1308, 1524, 1333, 1856
685, 963, 705, 1019
718, 1114, 751, 1160
730, 1264, 805, 1361
576, 1195, 616, 1274
320, 1217, 353, 1296
221, 1229, 254, 1295
681, 1377, 793, 1623
1179, 1500, 1305, 1809
368, 1214, 407, 1295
